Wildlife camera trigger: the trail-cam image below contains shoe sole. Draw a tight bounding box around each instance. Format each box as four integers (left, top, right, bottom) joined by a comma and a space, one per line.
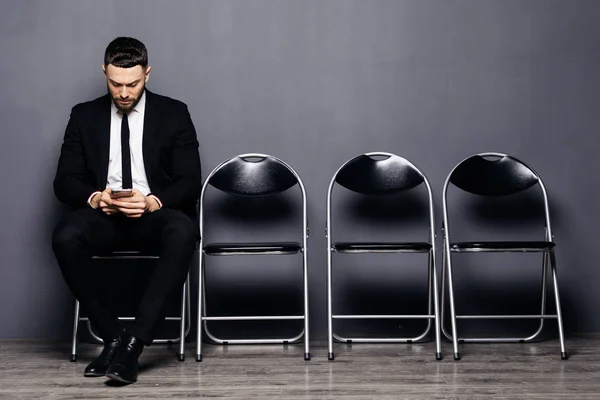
84, 372, 106, 377
106, 372, 136, 384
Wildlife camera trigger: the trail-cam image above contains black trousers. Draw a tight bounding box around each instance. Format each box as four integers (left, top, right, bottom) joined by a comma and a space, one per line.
52, 207, 197, 345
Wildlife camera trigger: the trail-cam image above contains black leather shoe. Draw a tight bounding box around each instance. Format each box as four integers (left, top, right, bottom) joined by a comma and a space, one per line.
83, 336, 121, 377
105, 334, 144, 384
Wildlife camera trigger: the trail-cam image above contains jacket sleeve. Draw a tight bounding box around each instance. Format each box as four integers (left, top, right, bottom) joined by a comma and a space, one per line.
53, 107, 100, 208
149, 105, 202, 208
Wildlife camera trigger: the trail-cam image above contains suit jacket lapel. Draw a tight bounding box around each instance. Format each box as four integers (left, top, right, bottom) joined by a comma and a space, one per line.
98, 94, 111, 189
142, 89, 159, 187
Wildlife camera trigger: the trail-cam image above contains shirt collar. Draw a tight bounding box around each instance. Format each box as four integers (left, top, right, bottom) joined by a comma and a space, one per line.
111, 89, 146, 116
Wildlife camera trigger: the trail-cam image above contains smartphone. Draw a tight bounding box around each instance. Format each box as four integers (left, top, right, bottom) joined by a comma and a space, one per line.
110, 189, 134, 199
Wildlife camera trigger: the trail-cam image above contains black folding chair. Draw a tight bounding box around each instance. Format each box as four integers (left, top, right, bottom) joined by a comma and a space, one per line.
326, 152, 442, 361
196, 154, 310, 362
441, 152, 567, 360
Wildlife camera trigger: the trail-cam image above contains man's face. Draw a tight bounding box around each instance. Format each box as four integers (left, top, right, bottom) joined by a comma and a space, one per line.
102, 64, 151, 113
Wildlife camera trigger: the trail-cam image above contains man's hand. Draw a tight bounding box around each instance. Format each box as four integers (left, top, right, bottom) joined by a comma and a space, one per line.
91, 189, 120, 216
113, 188, 160, 218
145, 195, 162, 213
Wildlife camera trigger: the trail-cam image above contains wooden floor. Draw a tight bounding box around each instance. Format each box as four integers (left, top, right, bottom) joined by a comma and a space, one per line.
0, 335, 598, 399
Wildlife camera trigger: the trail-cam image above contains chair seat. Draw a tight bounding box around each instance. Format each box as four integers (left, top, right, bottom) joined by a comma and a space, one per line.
450, 241, 555, 252
333, 242, 432, 253
204, 242, 302, 255
92, 250, 160, 259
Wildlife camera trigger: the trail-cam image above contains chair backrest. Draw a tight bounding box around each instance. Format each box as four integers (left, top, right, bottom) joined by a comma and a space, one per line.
449, 153, 539, 196
200, 153, 307, 241
327, 152, 435, 243
335, 153, 425, 195
443, 152, 552, 239
208, 154, 299, 196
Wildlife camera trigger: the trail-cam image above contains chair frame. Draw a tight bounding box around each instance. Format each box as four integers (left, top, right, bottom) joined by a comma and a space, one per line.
71, 251, 191, 362
326, 152, 442, 361
196, 153, 310, 362
440, 152, 568, 360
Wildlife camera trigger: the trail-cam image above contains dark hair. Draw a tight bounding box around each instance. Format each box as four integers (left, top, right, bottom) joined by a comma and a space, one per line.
104, 37, 148, 68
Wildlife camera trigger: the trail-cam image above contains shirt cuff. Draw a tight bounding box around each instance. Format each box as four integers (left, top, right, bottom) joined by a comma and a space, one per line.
87, 191, 101, 209
148, 194, 163, 209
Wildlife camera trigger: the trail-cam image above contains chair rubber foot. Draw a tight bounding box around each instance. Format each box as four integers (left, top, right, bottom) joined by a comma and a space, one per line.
453, 352, 461, 361
561, 352, 569, 360
328, 352, 334, 361
436, 352, 443, 361
178, 354, 185, 362
196, 354, 202, 362
304, 353, 311, 361
70, 355, 77, 362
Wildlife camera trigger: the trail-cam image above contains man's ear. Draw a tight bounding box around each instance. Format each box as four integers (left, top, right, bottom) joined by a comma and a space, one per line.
144, 66, 152, 82
101, 64, 106, 74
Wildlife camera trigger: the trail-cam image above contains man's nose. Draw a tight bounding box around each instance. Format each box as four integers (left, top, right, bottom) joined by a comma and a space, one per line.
120, 86, 129, 98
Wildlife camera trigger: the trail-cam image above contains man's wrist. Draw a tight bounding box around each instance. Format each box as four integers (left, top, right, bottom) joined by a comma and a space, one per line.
147, 194, 162, 212
148, 194, 162, 208
87, 191, 102, 209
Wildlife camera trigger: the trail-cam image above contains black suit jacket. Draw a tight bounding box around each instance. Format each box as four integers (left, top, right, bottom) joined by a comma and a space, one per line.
54, 90, 202, 220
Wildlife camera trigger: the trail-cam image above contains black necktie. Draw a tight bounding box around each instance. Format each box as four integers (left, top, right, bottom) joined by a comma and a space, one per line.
121, 113, 133, 189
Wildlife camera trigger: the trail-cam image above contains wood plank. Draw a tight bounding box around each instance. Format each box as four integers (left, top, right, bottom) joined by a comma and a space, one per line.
0, 335, 597, 399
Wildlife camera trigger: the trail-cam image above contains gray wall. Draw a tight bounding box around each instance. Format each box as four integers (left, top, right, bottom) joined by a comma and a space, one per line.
1, 0, 599, 339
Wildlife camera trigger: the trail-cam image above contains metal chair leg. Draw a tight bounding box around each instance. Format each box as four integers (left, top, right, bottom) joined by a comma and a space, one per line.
71, 300, 80, 362
196, 252, 204, 362
526, 252, 549, 342
430, 252, 443, 361
302, 247, 310, 361
445, 244, 460, 360
327, 247, 334, 361
71, 266, 193, 361
550, 252, 568, 360
328, 249, 438, 358
178, 277, 188, 361
440, 239, 452, 342
185, 272, 191, 345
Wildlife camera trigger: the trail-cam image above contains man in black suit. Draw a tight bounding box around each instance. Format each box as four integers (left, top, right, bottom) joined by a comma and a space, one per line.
52, 37, 201, 384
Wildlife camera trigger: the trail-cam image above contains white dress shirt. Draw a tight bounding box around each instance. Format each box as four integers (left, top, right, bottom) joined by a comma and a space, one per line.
107, 91, 150, 194
87, 91, 162, 208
